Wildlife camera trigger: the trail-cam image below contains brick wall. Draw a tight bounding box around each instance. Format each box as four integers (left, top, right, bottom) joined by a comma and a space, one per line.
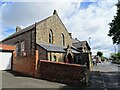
13, 53, 36, 77
0, 44, 15, 51
38, 60, 89, 86
2, 29, 36, 55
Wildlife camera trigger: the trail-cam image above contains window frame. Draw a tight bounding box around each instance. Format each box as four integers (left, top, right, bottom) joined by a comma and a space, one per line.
20, 41, 25, 56
61, 33, 65, 45
49, 30, 53, 44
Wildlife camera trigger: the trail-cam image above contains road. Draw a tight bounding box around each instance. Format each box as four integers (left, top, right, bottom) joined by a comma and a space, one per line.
1, 61, 120, 89
87, 62, 120, 89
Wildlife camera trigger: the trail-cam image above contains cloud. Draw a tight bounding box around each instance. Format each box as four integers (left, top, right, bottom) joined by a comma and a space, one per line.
1, 0, 118, 57
61, 0, 118, 57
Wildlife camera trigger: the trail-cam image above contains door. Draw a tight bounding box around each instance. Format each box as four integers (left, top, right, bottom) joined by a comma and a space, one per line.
67, 53, 72, 63
0, 52, 12, 70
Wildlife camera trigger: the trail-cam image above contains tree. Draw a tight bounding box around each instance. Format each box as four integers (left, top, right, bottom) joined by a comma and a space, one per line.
110, 52, 120, 63
108, 1, 120, 44
97, 51, 103, 57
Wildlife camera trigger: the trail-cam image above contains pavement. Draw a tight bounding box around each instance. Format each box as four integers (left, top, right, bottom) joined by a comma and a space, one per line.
2, 71, 67, 88
1, 61, 120, 89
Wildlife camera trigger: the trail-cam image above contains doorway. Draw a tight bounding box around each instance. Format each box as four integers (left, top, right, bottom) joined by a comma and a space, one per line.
67, 53, 72, 63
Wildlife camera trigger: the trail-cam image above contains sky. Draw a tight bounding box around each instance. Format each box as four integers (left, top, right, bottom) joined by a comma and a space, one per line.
0, 0, 118, 57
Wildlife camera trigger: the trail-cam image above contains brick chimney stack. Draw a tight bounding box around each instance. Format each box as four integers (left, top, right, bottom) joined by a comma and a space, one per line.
16, 26, 21, 32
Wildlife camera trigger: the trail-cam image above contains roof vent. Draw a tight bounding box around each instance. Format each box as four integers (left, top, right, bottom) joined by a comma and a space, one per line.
16, 26, 21, 32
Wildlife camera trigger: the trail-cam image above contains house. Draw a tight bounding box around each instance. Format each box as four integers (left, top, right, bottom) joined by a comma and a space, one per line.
0, 44, 15, 70
1, 10, 86, 77
118, 44, 120, 52
72, 38, 91, 53
72, 38, 92, 70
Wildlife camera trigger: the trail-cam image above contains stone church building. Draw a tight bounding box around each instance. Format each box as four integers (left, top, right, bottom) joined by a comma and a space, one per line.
1, 10, 91, 77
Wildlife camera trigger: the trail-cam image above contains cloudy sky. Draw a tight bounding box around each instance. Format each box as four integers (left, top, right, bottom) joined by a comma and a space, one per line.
0, 0, 118, 57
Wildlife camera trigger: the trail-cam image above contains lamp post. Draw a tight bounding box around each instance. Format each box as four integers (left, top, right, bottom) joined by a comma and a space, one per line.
88, 37, 91, 46
114, 45, 116, 53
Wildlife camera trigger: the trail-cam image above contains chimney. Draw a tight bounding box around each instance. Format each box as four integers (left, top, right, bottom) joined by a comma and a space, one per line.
69, 33, 72, 38
16, 26, 21, 32
53, 10, 58, 15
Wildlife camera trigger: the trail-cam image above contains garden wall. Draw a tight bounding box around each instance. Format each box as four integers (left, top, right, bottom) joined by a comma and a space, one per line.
38, 60, 89, 86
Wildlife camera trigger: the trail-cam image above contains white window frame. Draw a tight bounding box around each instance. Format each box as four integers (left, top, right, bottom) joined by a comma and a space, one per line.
21, 41, 25, 53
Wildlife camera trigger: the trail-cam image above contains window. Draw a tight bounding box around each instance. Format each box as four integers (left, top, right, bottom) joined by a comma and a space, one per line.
53, 55, 56, 62
77, 56, 82, 64
21, 41, 26, 56
49, 30, 53, 44
21, 41, 25, 52
50, 52, 52, 61
15, 43, 18, 56
61, 33, 65, 45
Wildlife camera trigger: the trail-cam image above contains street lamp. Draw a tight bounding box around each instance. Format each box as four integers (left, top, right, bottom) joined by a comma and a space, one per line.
114, 45, 116, 53
88, 37, 91, 46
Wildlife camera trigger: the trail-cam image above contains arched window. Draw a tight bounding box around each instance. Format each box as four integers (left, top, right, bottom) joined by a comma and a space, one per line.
61, 33, 65, 45
49, 30, 53, 44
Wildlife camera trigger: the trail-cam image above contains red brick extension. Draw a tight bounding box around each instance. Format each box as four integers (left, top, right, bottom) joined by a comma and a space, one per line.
0, 44, 88, 85
13, 50, 39, 77
0, 44, 15, 51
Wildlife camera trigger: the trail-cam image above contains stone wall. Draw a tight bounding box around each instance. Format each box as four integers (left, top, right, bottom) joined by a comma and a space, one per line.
36, 45, 48, 60
48, 52, 65, 62
80, 53, 92, 70
2, 29, 36, 56
38, 60, 89, 86
37, 45, 65, 62
36, 13, 72, 46
2, 29, 37, 77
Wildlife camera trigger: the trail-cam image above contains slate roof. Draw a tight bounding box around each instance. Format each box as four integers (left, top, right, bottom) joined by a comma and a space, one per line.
72, 38, 80, 43
2, 10, 71, 42
72, 40, 91, 50
2, 16, 52, 42
37, 43, 80, 53
71, 49, 80, 54
72, 42, 83, 48
72, 38, 83, 48
37, 43, 66, 52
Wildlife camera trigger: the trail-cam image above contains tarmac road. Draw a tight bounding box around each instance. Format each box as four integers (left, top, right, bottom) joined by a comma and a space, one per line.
87, 62, 120, 89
